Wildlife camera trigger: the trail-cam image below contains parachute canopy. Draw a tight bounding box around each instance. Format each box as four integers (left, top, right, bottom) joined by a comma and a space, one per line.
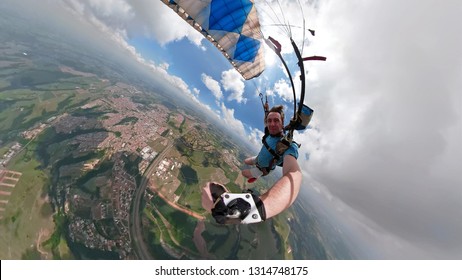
161, 0, 265, 80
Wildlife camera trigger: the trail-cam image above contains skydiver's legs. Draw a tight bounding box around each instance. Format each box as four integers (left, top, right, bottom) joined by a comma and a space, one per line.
244, 156, 257, 165
242, 168, 253, 179
242, 156, 263, 183
242, 167, 263, 183
242, 156, 257, 179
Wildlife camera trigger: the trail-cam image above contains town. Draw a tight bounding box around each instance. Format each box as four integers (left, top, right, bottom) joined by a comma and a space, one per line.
1, 82, 200, 258
57, 84, 196, 258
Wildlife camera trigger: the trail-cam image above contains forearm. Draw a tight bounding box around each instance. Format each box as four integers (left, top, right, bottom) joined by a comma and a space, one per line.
260, 155, 302, 219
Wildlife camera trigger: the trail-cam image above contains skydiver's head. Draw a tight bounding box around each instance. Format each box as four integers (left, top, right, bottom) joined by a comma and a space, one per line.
265, 105, 284, 136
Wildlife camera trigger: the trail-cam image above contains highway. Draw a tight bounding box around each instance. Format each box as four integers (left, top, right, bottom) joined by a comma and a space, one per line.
128, 141, 174, 259
129, 126, 194, 259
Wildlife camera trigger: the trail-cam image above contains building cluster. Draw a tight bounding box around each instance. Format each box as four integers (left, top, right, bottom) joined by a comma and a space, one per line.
68, 216, 119, 252
139, 146, 158, 174
21, 123, 47, 140
53, 114, 102, 134
155, 158, 182, 181
71, 132, 109, 154
97, 97, 170, 156
47, 93, 174, 171
222, 149, 241, 172
20, 116, 60, 140
0, 143, 22, 167
111, 158, 136, 222
67, 157, 136, 259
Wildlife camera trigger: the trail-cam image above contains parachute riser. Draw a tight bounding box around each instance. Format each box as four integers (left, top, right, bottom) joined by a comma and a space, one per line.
291, 38, 306, 121
265, 36, 306, 133
266, 36, 326, 134
265, 36, 298, 123
259, 92, 269, 115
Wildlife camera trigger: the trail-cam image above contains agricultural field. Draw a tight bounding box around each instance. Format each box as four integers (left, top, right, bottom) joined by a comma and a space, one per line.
0, 55, 112, 259
0, 149, 56, 259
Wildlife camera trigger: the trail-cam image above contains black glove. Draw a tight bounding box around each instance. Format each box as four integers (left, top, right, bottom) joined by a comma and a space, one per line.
209, 183, 232, 224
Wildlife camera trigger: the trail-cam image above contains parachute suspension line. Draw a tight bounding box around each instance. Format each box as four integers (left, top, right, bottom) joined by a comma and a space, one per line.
259, 91, 268, 114
250, 78, 269, 115
296, 0, 306, 56
275, 0, 291, 38
301, 18, 306, 56
289, 39, 327, 130
262, 23, 311, 31
259, 0, 290, 37
257, 10, 285, 37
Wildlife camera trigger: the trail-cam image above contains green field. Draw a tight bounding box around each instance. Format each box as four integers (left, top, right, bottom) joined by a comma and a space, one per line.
0, 70, 105, 144
0, 62, 112, 259
0, 148, 55, 259
144, 196, 201, 259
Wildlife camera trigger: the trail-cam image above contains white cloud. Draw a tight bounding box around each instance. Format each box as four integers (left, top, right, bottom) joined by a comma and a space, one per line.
201, 73, 223, 100
158, 62, 169, 71
221, 69, 247, 103
192, 88, 200, 96
83, 0, 133, 19
62, 0, 205, 48
273, 78, 293, 102
248, 127, 265, 153
132, 0, 204, 46
220, 103, 246, 137
62, 0, 134, 33
295, 0, 462, 259
58, 0, 203, 109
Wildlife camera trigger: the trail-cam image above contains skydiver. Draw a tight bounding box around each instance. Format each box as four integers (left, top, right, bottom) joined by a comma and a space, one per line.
201, 105, 302, 224
241, 105, 299, 183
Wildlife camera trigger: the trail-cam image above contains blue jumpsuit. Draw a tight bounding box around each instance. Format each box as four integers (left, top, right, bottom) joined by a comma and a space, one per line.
256, 135, 299, 171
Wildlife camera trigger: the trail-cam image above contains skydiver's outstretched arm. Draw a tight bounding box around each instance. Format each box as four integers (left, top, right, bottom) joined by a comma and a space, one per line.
260, 154, 302, 219
202, 154, 302, 222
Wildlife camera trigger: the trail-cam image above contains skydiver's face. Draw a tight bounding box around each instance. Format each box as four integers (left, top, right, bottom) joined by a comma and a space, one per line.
266, 112, 283, 135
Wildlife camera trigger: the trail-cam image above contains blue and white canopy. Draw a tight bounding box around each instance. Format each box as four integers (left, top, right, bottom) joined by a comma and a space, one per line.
161, 0, 265, 80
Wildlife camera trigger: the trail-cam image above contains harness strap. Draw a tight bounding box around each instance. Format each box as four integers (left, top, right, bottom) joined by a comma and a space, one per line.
260, 131, 291, 174
262, 133, 281, 161
256, 162, 271, 176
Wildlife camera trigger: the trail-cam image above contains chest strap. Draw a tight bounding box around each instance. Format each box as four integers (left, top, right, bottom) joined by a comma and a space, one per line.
260, 132, 291, 174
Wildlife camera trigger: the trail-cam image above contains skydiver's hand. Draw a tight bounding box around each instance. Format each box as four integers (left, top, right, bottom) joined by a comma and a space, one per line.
201, 183, 214, 213
201, 182, 229, 213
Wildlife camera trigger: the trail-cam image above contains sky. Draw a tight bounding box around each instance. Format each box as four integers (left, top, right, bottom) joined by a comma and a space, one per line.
2, 0, 461, 259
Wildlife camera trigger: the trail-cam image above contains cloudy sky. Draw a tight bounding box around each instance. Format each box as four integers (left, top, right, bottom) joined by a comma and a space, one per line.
3, 0, 461, 259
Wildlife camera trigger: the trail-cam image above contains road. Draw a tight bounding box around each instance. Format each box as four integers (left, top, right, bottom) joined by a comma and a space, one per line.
128, 141, 174, 259
129, 126, 196, 259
